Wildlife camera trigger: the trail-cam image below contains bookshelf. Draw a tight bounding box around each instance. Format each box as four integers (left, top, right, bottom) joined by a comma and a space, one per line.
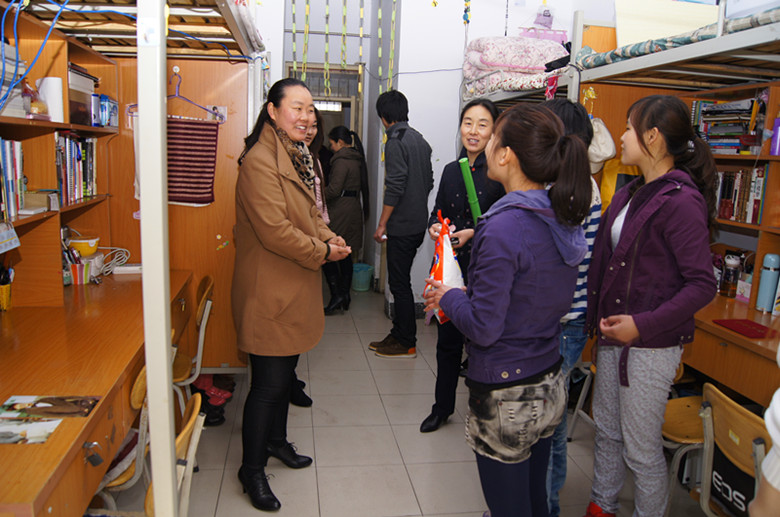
0, 1, 118, 307
686, 81, 780, 311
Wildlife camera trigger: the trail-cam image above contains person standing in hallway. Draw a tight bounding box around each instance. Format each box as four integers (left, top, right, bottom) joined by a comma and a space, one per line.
544, 99, 602, 517
420, 98, 504, 433
424, 103, 591, 517
584, 95, 718, 517
371, 90, 434, 359
231, 78, 351, 512
322, 125, 370, 315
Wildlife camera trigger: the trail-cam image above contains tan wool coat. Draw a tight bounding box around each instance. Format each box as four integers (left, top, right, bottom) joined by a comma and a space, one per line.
231, 123, 336, 356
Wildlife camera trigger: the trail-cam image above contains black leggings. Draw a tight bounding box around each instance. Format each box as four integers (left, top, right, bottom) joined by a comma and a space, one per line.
242, 354, 299, 470
475, 436, 553, 517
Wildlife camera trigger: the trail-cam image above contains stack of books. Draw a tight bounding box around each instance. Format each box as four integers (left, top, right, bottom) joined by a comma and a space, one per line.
715, 166, 767, 224
692, 98, 762, 155
55, 131, 98, 206
0, 138, 24, 220
0, 42, 27, 119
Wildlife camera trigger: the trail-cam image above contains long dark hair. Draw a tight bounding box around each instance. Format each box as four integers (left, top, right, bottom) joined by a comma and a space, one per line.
238, 77, 309, 165
328, 125, 370, 220
544, 98, 593, 147
309, 107, 325, 178
460, 98, 500, 125
495, 103, 591, 226
627, 95, 718, 229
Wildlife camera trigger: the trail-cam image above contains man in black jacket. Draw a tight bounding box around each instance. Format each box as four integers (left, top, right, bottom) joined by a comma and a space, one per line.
370, 90, 433, 358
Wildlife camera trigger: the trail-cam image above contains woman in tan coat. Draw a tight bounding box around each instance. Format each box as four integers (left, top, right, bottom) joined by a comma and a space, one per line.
232, 78, 350, 512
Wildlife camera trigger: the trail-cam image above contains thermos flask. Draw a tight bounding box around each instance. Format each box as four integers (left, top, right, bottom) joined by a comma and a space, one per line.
756, 253, 780, 313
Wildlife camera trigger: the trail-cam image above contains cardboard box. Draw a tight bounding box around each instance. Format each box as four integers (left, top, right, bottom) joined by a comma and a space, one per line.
23, 191, 60, 211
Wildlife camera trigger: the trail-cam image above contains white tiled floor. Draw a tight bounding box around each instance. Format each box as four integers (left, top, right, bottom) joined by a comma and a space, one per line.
114, 289, 705, 516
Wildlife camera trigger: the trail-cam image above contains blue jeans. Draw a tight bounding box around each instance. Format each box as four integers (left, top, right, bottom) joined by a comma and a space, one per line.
546, 316, 587, 517
477, 436, 553, 517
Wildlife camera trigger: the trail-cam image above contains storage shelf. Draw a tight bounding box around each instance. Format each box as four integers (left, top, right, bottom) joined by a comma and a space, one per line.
716, 219, 761, 231
6, 210, 58, 230
712, 154, 780, 162
61, 194, 109, 213
0, 116, 118, 140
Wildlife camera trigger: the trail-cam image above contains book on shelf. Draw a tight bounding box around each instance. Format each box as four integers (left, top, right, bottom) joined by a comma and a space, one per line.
692, 96, 765, 154
55, 132, 97, 206
0, 138, 23, 220
715, 166, 766, 224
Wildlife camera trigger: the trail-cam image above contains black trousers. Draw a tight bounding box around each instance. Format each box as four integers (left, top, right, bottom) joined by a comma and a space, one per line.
432, 319, 464, 417
242, 354, 299, 469
385, 232, 425, 348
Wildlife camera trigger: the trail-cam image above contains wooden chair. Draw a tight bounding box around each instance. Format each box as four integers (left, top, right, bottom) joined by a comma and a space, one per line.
697, 382, 773, 517
172, 276, 214, 416
86, 393, 205, 517
94, 366, 150, 510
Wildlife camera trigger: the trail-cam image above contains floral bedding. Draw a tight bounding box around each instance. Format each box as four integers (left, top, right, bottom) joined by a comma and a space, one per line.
462, 36, 568, 100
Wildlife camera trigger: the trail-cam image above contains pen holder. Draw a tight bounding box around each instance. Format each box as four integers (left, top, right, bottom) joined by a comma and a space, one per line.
0, 284, 11, 311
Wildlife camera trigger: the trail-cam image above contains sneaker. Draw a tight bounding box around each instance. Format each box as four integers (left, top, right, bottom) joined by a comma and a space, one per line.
374, 336, 416, 358
583, 502, 616, 517
368, 333, 392, 351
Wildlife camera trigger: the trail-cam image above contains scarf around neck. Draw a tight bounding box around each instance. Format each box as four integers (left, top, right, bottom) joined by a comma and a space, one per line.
271, 121, 315, 190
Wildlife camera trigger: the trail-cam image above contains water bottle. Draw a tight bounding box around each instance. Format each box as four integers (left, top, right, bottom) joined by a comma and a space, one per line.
756, 253, 780, 313
719, 255, 740, 298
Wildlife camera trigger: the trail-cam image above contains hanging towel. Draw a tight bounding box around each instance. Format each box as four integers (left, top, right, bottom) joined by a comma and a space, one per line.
167, 116, 219, 206
132, 115, 220, 206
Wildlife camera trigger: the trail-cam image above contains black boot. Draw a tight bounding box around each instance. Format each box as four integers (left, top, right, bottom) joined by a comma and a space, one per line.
339, 258, 353, 311
323, 262, 347, 315
238, 466, 281, 511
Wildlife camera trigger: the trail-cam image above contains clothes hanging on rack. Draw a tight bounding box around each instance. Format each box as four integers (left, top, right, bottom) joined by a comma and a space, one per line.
133, 116, 219, 205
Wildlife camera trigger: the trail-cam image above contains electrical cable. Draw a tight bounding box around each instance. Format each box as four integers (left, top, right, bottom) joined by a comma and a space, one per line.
0, 0, 68, 110
98, 246, 131, 276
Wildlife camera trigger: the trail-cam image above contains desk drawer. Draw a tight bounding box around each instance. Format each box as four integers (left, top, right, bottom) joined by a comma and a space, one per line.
40, 391, 122, 516
686, 329, 779, 407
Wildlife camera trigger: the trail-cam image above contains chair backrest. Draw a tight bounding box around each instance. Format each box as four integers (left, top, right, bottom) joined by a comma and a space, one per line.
187, 276, 214, 380
699, 382, 773, 516
143, 393, 205, 517
195, 275, 214, 332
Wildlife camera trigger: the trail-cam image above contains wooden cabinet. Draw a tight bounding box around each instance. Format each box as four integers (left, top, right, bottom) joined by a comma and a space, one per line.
0, 0, 118, 307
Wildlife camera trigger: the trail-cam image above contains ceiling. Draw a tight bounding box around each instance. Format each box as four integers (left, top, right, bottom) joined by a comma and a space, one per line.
25, 0, 264, 59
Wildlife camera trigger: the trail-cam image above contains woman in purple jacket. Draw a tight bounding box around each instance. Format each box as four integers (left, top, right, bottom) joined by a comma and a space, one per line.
424, 103, 592, 517
583, 95, 718, 517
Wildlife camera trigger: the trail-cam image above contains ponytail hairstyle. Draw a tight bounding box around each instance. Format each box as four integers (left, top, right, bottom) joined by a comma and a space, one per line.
494, 103, 591, 226
238, 77, 310, 165
328, 125, 371, 220
627, 95, 718, 229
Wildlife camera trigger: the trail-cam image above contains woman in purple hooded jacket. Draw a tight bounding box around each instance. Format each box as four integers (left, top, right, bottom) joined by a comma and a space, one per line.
583, 95, 718, 517
424, 103, 592, 517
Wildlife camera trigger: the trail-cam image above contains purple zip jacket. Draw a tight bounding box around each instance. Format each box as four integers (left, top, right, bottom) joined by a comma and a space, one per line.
440, 189, 586, 385
587, 169, 717, 386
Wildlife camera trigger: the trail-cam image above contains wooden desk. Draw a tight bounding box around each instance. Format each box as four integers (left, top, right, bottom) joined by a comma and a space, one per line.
688, 296, 780, 408
0, 271, 191, 517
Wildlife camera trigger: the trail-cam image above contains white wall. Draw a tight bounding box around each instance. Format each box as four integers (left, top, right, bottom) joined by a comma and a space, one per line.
255, 0, 616, 304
